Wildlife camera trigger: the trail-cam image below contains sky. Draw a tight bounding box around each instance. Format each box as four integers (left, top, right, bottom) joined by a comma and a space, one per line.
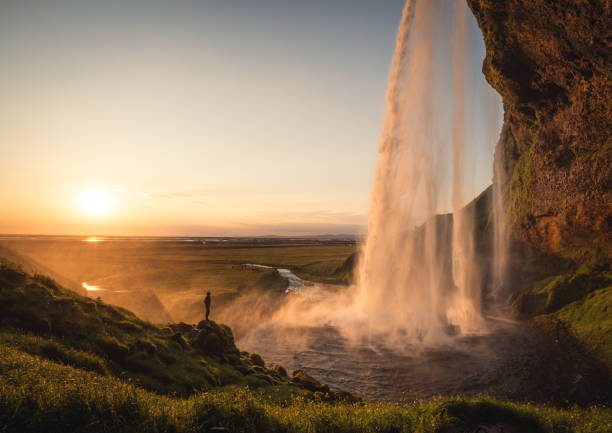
0, 0, 502, 237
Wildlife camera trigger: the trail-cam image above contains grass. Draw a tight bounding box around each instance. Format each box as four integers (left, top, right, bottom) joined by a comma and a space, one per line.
0, 239, 357, 324
0, 239, 356, 297
554, 286, 612, 372
1, 345, 610, 433
292, 252, 357, 285
510, 257, 612, 372
0, 261, 307, 397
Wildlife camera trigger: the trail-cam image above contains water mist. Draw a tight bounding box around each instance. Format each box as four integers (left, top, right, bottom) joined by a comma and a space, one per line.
230, 0, 504, 357
354, 0, 496, 343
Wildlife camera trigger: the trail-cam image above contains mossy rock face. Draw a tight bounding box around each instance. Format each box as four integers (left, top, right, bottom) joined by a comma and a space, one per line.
467, 0, 612, 261
193, 321, 240, 360
194, 332, 223, 356
511, 260, 612, 319
510, 292, 547, 318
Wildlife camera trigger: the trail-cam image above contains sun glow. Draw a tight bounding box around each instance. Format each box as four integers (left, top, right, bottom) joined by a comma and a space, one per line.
78, 188, 112, 217
82, 282, 102, 291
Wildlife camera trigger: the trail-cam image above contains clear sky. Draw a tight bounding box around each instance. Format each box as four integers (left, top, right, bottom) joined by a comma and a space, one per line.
0, 0, 501, 237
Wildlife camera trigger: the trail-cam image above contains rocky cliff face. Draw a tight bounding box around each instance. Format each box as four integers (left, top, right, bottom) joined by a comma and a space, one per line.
467, 0, 611, 261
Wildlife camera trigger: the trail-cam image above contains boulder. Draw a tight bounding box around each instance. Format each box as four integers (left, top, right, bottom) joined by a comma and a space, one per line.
249, 353, 265, 367
291, 369, 323, 393
197, 320, 212, 330
194, 331, 223, 356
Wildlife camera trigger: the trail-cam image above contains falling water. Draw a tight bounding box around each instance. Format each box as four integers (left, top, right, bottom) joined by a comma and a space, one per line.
228, 0, 503, 358
354, 0, 492, 343
449, 0, 484, 331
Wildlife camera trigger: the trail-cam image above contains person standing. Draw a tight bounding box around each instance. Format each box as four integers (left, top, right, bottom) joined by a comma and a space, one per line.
204, 291, 211, 321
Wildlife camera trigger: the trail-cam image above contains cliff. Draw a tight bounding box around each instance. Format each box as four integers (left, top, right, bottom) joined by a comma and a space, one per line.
467, 0, 611, 261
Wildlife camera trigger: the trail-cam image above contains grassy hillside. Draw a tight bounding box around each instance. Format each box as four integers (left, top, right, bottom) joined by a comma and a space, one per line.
1, 344, 611, 433
510, 257, 612, 372
0, 260, 319, 397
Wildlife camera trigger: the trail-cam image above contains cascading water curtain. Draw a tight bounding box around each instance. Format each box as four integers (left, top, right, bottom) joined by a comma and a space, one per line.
355, 0, 500, 344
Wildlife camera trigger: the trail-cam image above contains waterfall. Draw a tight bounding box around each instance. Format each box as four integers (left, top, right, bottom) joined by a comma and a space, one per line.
354, 0, 497, 343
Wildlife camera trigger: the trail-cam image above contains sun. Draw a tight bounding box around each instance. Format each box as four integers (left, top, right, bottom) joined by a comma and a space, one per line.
78, 188, 112, 217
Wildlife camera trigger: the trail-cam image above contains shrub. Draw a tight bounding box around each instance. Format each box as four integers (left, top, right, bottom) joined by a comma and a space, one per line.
271, 364, 287, 377
249, 353, 265, 367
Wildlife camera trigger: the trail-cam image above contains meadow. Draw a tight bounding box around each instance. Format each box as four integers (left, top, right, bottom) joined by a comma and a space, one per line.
0, 237, 356, 323
0, 238, 357, 294
2, 343, 610, 433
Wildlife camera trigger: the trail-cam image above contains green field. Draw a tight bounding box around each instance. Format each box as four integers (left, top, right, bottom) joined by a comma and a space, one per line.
0, 239, 356, 295
0, 238, 357, 324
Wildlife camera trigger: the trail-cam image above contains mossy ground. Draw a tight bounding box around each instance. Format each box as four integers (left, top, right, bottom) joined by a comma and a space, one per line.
292, 252, 356, 285
510, 256, 612, 373
554, 287, 612, 372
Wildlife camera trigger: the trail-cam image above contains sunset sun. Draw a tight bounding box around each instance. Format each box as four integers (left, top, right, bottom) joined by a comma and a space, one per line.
78, 188, 112, 217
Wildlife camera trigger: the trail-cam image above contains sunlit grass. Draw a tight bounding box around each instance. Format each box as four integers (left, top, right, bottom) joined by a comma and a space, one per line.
1, 345, 609, 433
2, 240, 357, 296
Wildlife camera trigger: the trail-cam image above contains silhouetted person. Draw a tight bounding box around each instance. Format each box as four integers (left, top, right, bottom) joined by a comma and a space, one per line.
204, 291, 211, 321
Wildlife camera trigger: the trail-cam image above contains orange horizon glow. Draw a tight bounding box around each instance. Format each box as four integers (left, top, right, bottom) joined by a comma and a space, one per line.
0, 1, 501, 237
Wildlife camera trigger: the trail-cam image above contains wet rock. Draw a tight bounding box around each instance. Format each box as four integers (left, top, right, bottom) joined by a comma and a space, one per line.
467, 0, 612, 260
192, 320, 241, 359
291, 369, 325, 393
